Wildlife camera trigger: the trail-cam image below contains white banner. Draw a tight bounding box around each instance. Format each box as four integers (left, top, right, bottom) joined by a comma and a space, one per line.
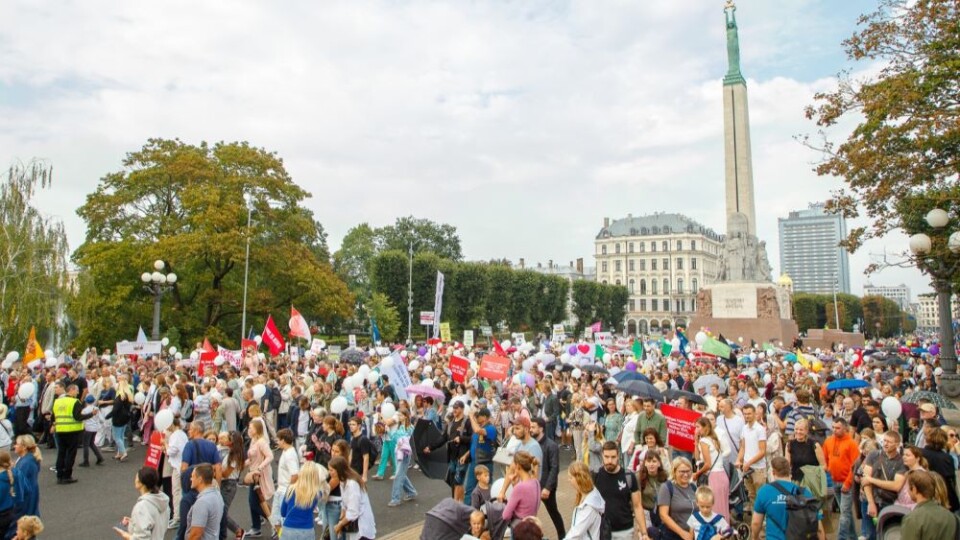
463, 330, 475, 348
432, 271, 445, 339
116, 341, 162, 356
217, 346, 243, 369
382, 352, 411, 399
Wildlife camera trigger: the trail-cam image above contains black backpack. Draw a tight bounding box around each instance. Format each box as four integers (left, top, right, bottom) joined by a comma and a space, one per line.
769, 482, 820, 540
268, 386, 282, 411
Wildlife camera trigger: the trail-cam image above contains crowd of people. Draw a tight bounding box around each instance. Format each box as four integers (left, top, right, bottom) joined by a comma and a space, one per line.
2, 332, 959, 540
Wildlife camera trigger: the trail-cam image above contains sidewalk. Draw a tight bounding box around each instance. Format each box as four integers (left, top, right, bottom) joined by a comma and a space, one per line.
381, 479, 579, 540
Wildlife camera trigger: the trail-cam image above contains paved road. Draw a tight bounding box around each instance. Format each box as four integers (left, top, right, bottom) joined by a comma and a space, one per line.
36, 441, 454, 539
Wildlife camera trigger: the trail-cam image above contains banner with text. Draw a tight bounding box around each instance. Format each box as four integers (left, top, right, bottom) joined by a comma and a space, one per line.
450, 355, 470, 383
217, 347, 243, 369
116, 341, 162, 356
381, 352, 412, 399
478, 354, 510, 381
463, 330, 474, 348
661, 404, 702, 453
439, 322, 451, 342
432, 271, 445, 339
144, 431, 164, 469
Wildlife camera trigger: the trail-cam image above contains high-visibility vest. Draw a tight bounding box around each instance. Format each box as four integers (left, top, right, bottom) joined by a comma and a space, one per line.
53, 396, 83, 433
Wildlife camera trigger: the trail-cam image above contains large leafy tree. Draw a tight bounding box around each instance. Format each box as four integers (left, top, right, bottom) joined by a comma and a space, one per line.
805, 0, 959, 253
375, 216, 463, 261
0, 161, 70, 351
69, 139, 353, 348
367, 292, 401, 343
333, 223, 377, 298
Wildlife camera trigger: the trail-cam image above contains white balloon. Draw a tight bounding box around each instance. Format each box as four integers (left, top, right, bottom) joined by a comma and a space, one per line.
881, 396, 902, 420
254, 335, 263, 345
470, 361, 478, 371
190, 351, 199, 361
257, 353, 265, 361
331, 396, 348, 414
175, 352, 183, 360
424, 352, 432, 361
382, 356, 396, 369
214, 356, 225, 366
45, 358, 57, 368
134, 392, 146, 406
317, 339, 326, 349
409, 360, 421, 372
502, 340, 512, 349
422, 378, 434, 387
343, 376, 357, 391
512, 352, 520, 360
423, 365, 433, 375
467, 352, 476, 361
169, 347, 178, 355
366, 372, 380, 385
763, 374, 772, 385
602, 353, 612, 363
5, 351, 19, 362
45, 349, 55, 359
381, 402, 397, 420
161, 337, 170, 346
17, 382, 35, 400
572, 368, 582, 379
154, 409, 174, 431
252, 384, 267, 400
491, 478, 514, 500
358, 365, 371, 377
695, 332, 708, 346
2, 359, 15, 370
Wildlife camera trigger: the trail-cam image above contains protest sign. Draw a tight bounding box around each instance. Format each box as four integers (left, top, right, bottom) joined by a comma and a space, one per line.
480, 326, 493, 337
463, 330, 474, 348
440, 322, 451, 342
116, 341, 162, 356
594, 332, 614, 346
661, 404, 702, 453
328, 345, 341, 360
478, 354, 510, 381
348, 334, 357, 348
144, 431, 164, 469
551, 324, 566, 342
511, 333, 526, 347
217, 347, 242, 369
311, 338, 325, 355
198, 351, 216, 377
419, 311, 435, 326
449, 355, 470, 383
381, 352, 412, 399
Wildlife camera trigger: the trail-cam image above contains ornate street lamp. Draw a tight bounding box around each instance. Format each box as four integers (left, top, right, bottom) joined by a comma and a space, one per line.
141, 260, 177, 341
908, 208, 960, 397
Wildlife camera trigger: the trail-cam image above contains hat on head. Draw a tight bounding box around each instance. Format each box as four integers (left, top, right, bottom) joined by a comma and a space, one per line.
920, 403, 937, 414
84, 395, 95, 404
515, 416, 531, 429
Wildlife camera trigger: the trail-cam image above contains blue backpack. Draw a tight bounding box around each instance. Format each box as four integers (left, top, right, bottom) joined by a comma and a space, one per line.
693, 512, 723, 540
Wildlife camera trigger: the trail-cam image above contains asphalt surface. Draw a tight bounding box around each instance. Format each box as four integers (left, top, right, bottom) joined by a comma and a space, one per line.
36, 441, 453, 539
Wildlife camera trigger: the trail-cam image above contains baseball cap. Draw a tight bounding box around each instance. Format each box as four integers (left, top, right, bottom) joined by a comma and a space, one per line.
920, 403, 937, 414
515, 416, 531, 429
84, 395, 95, 404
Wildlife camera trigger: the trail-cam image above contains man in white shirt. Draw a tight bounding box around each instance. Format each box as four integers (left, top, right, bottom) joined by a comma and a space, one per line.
163, 417, 190, 529
716, 399, 744, 467
271, 428, 300, 530
736, 403, 767, 508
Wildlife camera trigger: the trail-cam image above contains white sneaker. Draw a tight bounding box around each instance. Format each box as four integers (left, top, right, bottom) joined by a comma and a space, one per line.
167, 519, 179, 530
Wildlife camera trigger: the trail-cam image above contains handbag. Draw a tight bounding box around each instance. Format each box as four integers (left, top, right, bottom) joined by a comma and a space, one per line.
493, 447, 514, 466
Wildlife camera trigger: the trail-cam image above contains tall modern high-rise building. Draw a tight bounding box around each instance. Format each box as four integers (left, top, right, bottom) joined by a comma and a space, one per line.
778, 203, 851, 294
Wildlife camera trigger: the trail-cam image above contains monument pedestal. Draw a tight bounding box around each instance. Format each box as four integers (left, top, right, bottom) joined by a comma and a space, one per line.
689, 282, 798, 347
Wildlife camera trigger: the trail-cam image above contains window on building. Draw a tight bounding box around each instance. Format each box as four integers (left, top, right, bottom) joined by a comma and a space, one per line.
628, 242, 634, 253
692, 278, 698, 293
663, 278, 669, 294
652, 299, 659, 311
601, 261, 608, 272
629, 279, 635, 293
629, 299, 635, 311
651, 242, 657, 252
681, 299, 687, 312
652, 260, 658, 271
639, 242, 645, 253
677, 278, 684, 294
601, 245, 607, 255
662, 241, 669, 251
640, 260, 646, 271
640, 279, 647, 294
691, 240, 697, 251
676, 299, 682, 312
629, 260, 635, 272
677, 240, 683, 251
640, 299, 647, 311
663, 258, 669, 270
652, 280, 658, 294
691, 298, 696, 311
615, 243, 621, 254
602, 280, 607, 284
691, 257, 697, 270
615, 260, 622, 272
615, 279, 621, 286
664, 299, 670, 312
677, 258, 683, 270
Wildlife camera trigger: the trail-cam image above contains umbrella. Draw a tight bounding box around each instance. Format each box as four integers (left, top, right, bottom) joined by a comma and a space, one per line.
902, 390, 959, 410
413, 419, 450, 481
339, 348, 368, 365
406, 384, 446, 403
826, 379, 871, 391
556, 364, 575, 372
618, 380, 663, 401
692, 374, 726, 393
665, 389, 708, 406
581, 364, 609, 376
613, 371, 651, 384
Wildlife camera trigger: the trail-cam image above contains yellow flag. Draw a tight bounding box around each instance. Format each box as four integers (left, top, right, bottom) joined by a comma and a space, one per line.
23, 327, 42, 363
796, 348, 811, 369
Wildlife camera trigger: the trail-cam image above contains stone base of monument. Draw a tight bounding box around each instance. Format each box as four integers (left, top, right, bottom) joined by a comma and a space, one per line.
689, 282, 799, 348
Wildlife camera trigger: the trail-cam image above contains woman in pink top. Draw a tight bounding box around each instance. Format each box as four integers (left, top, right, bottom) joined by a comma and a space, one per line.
245, 419, 275, 536
498, 451, 541, 523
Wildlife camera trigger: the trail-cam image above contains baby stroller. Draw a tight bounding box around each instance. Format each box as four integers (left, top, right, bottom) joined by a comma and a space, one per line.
420, 498, 475, 540
726, 466, 753, 540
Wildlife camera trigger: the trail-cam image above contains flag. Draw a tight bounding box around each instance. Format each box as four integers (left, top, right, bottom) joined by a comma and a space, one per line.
136, 326, 148, 343
676, 328, 689, 354
261, 315, 286, 356
660, 337, 672, 356
493, 339, 507, 357
241, 327, 258, 350
432, 271, 445, 339
852, 348, 864, 368
589, 321, 602, 335
371, 318, 382, 344
289, 306, 311, 341
22, 327, 42, 364
796, 348, 811, 369
594, 344, 605, 359
632, 339, 643, 359
202, 338, 215, 353
702, 338, 732, 359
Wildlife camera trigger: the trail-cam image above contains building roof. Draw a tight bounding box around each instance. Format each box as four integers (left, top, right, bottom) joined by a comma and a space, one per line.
597, 213, 722, 241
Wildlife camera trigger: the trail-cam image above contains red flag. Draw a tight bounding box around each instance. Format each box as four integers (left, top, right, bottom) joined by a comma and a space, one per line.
289, 306, 311, 340
261, 315, 286, 356
449, 355, 470, 383
241, 338, 258, 350
198, 350, 216, 377
202, 338, 215, 353
493, 340, 507, 357
852, 349, 864, 368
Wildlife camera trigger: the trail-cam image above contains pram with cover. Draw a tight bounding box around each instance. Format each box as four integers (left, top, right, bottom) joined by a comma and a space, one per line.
420, 498, 475, 540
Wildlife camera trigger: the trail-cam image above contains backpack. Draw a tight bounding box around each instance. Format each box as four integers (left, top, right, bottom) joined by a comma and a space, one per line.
180, 399, 194, 422
693, 512, 723, 540
268, 387, 282, 411
770, 482, 820, 540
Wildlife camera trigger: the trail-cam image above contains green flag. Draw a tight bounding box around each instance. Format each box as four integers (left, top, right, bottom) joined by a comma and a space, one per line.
703, 337, 731, 358
595, 344, 605, 359
632, 339, 642, 358
660, 338, 672, 356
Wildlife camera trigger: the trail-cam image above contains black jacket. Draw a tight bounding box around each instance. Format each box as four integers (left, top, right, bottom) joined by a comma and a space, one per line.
543, 393, 560, 422
430, 415, 473, 460
537, 434, 560, 493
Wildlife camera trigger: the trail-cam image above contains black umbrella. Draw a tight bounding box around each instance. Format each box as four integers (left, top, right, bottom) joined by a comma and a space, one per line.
618, 380, 663, 401
340, 348, 368, 365
581, 364, 609, 375
665, 389, 707, 407
557, 364, 576, 372
413, 419, 449, 481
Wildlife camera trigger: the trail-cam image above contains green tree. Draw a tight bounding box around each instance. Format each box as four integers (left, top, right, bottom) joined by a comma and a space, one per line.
484, 265, 513, 328
370, 250, 409, 317
602, 285, 630, 333
447, 263, 488, 332
792, 293, 823, 333
572, 281, 601, 337
0, 161, 70, 351
333, 223, 377, 297
70, 139, 353, 348
804, 0, 960, 253
367, 292, 401, 343
375, 216, 463, 261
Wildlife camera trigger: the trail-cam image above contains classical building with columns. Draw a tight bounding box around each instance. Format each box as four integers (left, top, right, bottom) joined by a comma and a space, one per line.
594, 213, 723, 335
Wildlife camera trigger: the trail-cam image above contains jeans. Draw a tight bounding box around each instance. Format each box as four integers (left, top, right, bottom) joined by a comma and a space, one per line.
175, 489, 197, 540
859, 499, 877, 540
390, 454, 418, 503
112, 425, 127, 456
836, 489, 856, 540
219, 478, 240, 538
319, 499, 344, 540
81, 431, 103, 464
270, 487, 286, 527
280, 528, 314, 540
248, 484, 267, 532
545, 419, 558, 442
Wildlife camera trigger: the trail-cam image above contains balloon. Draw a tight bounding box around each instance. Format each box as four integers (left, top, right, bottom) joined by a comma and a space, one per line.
5, 352, 19, 362
381, 402, 397, 420
401, 351, 408, 359
695, 332, 708, 346
17, 382, 35, 400
190, 351, 199, 361
491, 478, 514, 500
154, 409, 174, 431
214, 356, 225, 366
331, 396, 348, 414
418, 346, 428, 357
366, 372, 380, 385
169, 347, 178, 355
467, 352, 475, 361
560, 352, 572, 364
577, 344, 590, 355
382, 356, 395, 369
44, 358, 57, 368
45, 349, 55, 359
358, 365, 371, 377
763, 374, 772, 385
161, 337, 170, 346
253, 384, 267, 400
408, 360, 421, 372
671, 337, 681, 350
424, 352, 432, 361
882, 396, 902, 420
602, 353, 612, 363
512, 352, 520, 360
422, 378, 434, 387
572, 368, 582, 379
175, 352, 183, 360
568, 345, 578, 355
625, 361, 637, 372
812, 360, 823, 373
254, 335, 263, 345
134, 392, 146, 405
502, 340, 512, 349
343, 376, 357, 391
258, 353, 265, 361
522, 359, 535, 372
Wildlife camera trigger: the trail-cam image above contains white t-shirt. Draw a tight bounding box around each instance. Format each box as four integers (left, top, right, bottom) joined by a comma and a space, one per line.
276, 447, 300, 491
297, 411, 310, 437
687, 512, 730, 538
717, 414, 745, 457
741, 421, 767, 470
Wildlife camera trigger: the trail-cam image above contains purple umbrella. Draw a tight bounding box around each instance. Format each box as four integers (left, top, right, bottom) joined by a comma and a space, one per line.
406, 384, 446, 403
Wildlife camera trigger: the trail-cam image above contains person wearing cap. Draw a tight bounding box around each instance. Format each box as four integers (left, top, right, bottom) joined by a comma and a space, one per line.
464, 407, 497, 503
505, 415, 542, 463
79, 394, 104, 467
915, 402, 940, 449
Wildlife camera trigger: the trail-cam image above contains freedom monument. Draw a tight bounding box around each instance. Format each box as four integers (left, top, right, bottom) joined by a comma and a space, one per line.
690, 1, 800, 346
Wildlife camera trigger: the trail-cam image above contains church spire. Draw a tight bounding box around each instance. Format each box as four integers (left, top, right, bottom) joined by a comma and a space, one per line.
723, 1, 745, 86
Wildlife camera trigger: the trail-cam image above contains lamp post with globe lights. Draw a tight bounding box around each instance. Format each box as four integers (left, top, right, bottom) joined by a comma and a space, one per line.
141, 260, 177, 341
908, 208, 960, 397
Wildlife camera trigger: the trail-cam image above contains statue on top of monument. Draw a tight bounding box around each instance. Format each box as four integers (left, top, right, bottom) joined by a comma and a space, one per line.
724, 1, 743, 84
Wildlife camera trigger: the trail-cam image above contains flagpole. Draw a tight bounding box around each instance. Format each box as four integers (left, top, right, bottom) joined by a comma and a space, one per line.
241, 193, 253, 344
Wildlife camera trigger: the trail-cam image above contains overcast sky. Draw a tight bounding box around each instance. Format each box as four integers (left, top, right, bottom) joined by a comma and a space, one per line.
1, 0, 931, 302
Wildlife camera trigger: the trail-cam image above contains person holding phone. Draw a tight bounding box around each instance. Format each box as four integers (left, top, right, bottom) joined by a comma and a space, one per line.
113, 466, 170, 540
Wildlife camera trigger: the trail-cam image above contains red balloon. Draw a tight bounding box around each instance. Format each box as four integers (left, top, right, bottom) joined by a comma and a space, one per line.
577, 344, 590, 354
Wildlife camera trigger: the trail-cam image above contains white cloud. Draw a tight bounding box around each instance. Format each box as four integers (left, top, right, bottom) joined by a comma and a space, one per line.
0, 0, 931, 302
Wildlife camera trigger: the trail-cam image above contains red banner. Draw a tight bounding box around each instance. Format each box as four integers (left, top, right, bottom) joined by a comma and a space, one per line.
144, 431, 164, 469
478, 355, 510, 381
261, 315, 286, 356
450, 355, 470, 383
199, 350, 216, 377
661, 404, 702, 453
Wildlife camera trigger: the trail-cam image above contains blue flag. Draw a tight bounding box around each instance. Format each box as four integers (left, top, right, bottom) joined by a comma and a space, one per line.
371, 318, 381, 344
676, 327, 689, 354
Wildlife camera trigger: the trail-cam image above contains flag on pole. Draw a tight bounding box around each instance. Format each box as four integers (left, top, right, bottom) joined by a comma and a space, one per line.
676, 328, 689, 354
241, 327, 258, 350
289, 306, 311, 340
589, 321, 602, 335
632, 339, 643, 359
432, 271, 445, 339
202, 338, 215, 353
660, 337, 672, 356
261, 315, 286, 356
23, 327, 42, 364
595, 344, 605, 359
493, 339, 507, 357
371, 318, 382, 344
136, 326, 148, 343
702, 338, 732, 359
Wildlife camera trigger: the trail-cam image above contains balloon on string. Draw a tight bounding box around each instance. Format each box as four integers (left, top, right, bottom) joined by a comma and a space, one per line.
568, 345, 578, 355
252, 384, 267, 400
602, 353, 612, 363
560, 353, 572, 364
169, 347, 178, 355
695, 332, 708, 346
467, 352, 476, 361
881, 396, 902, 420
382, 356, 395, 370
418, 346, 428, 357
161, 337, 170, 346
45, 358, 57, 368
154, 409, 174, 432
381, 402, 397, 420
175, 352, 183, 360
190, 351, 199, 361
45, 349, 55, 360
422, 378, 434, 387
214, 356, 225, 366
5, 352, 18, 363
134, 392, 146, 406
522, 358, 535, 372
330, 396, 348, 414
491, 478, 514, 500
17, 382, 35, 400
502, 340, 512, 349
625, 361, 637, 372
572, 368, 582, 379
423, 365, 433, 375
358, 365, 371, 377
343, 376, 357, 391
408, 360, 421, 372
401, 350, 408, 359
366, 371, 380, 385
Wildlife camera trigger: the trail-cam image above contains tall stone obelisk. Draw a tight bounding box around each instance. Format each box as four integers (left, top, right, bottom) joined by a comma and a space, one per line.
721, 0, 757, 238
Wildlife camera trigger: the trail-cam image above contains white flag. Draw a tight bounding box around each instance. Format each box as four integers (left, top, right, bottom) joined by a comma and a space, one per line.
432, 271, 445, 339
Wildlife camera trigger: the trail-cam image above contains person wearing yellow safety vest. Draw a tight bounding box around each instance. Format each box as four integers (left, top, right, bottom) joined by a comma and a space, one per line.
52, 384, 97, 485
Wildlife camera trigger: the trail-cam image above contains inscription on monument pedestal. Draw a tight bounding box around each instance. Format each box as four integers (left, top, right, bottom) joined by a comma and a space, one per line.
711, 284, 758, 318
